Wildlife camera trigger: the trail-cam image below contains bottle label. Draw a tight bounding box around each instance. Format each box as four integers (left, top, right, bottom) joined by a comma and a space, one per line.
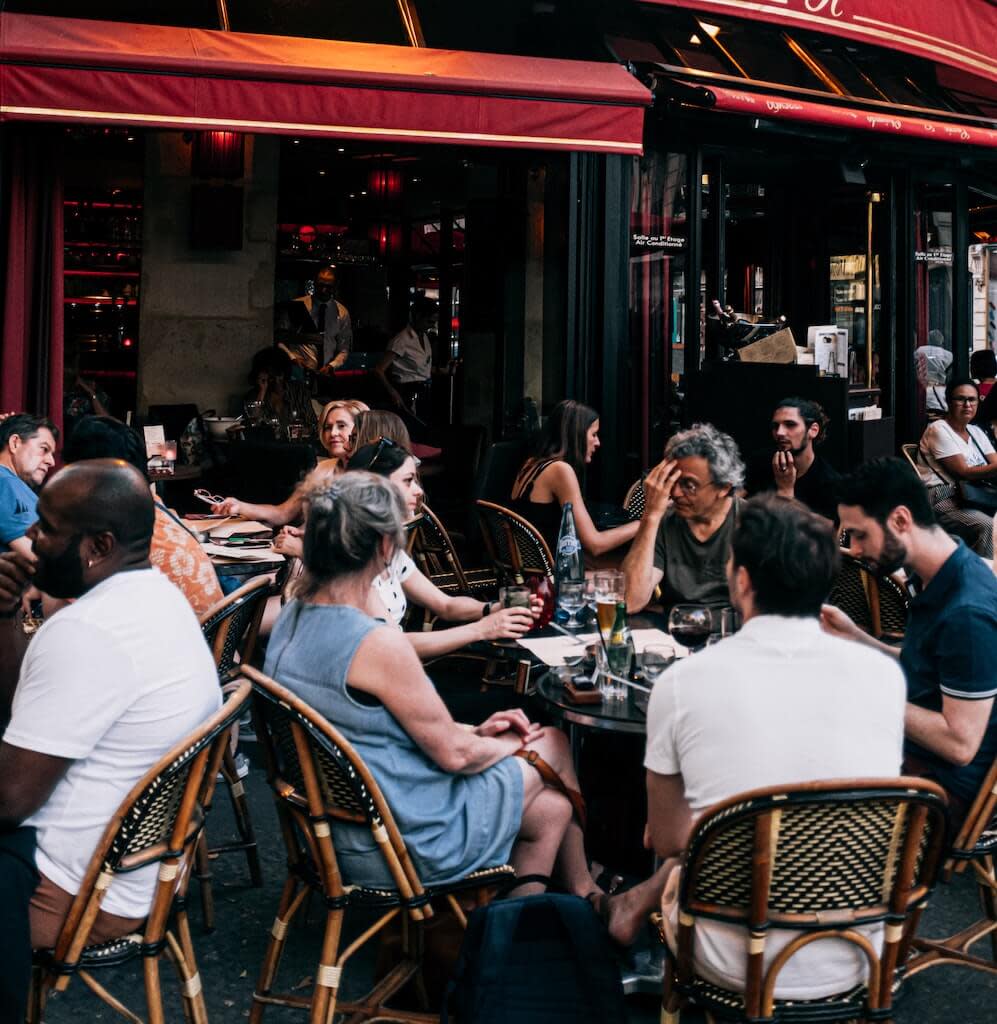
557, 535, 581, 557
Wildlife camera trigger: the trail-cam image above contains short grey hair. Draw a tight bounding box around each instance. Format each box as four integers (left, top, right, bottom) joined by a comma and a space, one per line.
299, 472, 406, 597
665, 423, 745, 490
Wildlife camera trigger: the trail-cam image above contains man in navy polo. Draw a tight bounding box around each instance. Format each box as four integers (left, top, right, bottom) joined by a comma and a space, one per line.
0, 415, 58, 558
823, 457, 997, 815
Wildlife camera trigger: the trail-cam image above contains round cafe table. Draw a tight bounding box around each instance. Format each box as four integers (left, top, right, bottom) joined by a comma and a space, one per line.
532, 669, 663, 997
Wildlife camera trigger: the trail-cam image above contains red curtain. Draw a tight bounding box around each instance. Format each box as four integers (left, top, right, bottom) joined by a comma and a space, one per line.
1, 126, 64, 435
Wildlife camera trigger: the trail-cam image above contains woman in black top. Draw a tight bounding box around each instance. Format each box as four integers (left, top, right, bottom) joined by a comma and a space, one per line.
510, 400, 640, 561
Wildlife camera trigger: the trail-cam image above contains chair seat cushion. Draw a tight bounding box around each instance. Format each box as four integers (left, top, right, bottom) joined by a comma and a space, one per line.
35, 931, 145, 973
677, 973, 868, 1021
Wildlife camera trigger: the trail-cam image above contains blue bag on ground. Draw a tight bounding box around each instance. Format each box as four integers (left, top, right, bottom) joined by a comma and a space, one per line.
442, 893, 627, 1023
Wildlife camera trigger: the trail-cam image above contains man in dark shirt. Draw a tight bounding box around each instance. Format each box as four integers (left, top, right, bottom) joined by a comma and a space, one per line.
823, 457, 997, 815
746, 397, 840, 521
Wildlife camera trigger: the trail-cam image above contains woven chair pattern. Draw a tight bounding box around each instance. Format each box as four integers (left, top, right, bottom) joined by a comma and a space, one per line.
692, 799, 919, 914
201, 579, 269, 680
623, 476, 646, 521
257, 693, 374, 824
876, 576, 910, 637
107, 744, 202, 866
826, 558, 876, 635
476, 501, 554, 583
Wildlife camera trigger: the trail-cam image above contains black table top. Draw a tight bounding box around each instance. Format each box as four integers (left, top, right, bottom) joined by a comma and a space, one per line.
533, 671, 648, 735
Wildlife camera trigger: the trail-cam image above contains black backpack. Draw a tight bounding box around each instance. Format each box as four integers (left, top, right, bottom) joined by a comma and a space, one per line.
442, 893, 627, 1023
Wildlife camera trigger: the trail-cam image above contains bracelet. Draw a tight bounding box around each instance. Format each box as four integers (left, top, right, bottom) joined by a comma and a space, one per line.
481, 601, 491, 618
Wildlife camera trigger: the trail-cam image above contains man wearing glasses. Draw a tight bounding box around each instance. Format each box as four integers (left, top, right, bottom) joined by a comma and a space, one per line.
623, 423, 745, 612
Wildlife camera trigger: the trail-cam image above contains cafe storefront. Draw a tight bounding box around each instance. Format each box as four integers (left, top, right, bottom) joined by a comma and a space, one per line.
0, 9, 649, 445
605, 0, 997, 486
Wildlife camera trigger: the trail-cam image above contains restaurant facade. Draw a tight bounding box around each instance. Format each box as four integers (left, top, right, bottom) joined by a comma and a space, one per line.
3, 1, 997, 500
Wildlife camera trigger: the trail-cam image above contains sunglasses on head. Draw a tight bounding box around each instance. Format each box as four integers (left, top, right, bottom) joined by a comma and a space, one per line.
367, 435, 398, 471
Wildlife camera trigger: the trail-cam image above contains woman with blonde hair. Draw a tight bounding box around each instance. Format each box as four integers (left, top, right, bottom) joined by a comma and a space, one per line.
212, 398, 367, 527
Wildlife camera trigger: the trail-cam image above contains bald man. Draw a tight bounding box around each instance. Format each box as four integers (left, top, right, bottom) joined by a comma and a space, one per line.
284, 265, 353, 373
0, 460, 218, 1009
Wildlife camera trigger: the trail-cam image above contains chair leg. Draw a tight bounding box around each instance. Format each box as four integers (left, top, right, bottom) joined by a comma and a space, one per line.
310, 907, 345, 1024
193, 832, 216, 933
25, 964, 45, 1024
250, 876, 309, 1024
221, 748, 263, 887
143, 951, 166, 1024
166, 929, 209, 1024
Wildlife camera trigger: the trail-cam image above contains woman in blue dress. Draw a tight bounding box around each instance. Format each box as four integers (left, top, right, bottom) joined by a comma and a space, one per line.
264, 471, 598, 895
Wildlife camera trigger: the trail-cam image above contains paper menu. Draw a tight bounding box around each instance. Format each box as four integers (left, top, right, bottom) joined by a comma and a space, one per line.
516, 629, 686, 667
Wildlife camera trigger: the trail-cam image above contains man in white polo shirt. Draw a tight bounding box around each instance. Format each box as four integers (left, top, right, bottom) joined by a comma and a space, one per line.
600, 495, 905, 1000
0, 459, 218, 1015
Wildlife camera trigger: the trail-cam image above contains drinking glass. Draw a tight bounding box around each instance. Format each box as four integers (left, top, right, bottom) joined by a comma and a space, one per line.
639, 643, 675, 685
667, 604, 713, 651
719, 606, 742, 638
499, 585, 531, 610
593, 570, 625, 635
557, 581, 587, 630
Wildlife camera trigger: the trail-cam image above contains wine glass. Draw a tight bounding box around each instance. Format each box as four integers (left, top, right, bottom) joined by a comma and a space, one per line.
667, 604, 713, 651
639, 643, 675, 685
557, 580, 587, 630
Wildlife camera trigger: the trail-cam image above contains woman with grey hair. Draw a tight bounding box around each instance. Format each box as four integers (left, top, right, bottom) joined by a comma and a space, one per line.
622, 423, 745, 612
264, 472, 601, 897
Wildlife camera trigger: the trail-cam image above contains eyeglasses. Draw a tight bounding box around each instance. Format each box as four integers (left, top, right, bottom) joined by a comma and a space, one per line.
674, 477, 715, 496
951, 396, 979, 405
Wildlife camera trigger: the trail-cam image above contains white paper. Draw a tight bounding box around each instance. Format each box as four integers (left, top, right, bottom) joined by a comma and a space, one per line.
201, 543, 284, 563
516, 628, 686, 667
180, 518, 272, 539
143, 424, 165, 457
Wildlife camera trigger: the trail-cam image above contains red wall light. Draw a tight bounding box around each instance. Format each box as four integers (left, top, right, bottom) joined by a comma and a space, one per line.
367, 169, 403, 200
368, 222, 403, 259
192, 132, 245, 179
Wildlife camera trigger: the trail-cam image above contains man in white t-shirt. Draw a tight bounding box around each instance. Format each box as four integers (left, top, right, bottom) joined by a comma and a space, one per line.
0, 459, 218, 1011
599, 495, 905, 999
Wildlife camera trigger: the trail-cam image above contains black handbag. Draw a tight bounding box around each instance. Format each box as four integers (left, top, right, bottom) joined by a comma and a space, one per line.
956, 432, 997, 513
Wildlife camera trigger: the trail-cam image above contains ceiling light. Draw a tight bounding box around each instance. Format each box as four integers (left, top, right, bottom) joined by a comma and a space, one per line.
700, 22, 720, 38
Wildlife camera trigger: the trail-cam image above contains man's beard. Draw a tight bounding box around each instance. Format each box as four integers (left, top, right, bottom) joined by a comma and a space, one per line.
33, 534, 87, 599
869, 525, 907, 575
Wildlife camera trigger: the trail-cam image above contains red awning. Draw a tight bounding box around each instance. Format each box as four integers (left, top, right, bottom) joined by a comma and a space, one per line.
642, 1, 997, 93
0, 13, 650, 154
700, 84, 997, 148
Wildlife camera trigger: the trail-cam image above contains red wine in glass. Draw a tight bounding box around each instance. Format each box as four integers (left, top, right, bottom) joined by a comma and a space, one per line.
529, 576, 555, 628
670, 624, 712, 649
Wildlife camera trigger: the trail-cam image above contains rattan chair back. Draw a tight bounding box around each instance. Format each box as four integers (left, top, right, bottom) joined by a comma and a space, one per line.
475, 499, 554, 585
244, 665, 429, 916
623, 476, 646, 521
826, 553, 910, 642
199, 575, 270, 680
665, 778, 948, 1022
409, 504, 470, 589
33, 682, 251, 1015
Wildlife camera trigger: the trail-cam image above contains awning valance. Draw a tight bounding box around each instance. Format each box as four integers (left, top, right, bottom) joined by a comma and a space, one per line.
0, 13, 650, 154
642, 0, 997, 93
701, 83, 997, 148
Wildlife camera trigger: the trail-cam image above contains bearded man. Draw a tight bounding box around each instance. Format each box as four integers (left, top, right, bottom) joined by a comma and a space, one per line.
823, 456, 997, 819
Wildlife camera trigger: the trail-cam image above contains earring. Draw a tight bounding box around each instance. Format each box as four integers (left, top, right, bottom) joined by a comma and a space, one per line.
87, 560, 93, 568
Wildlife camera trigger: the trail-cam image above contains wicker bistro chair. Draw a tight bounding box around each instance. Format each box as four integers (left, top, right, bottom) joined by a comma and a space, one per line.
826, 554, 911, 644
195, 575, 271, 930
907, 752, 997, 977
29, 681, 252, 1024
475, 499, 555, 586
408, 503, 497, 600
244, 666, 514, 1024
660, 778, 949, 1024
622, 475, 646, 521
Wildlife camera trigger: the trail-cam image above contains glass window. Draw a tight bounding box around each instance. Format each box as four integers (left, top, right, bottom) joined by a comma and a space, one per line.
629, 151, 689, 460
913, 185, 955, 426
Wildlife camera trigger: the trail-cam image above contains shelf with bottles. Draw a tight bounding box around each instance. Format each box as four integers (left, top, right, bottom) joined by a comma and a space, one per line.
64, 198, 143, 248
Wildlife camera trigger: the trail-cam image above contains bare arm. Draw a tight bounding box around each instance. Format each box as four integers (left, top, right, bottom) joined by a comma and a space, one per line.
646, 769, 694, 860
621, 459, 678, 612
905, 694, 993, 767
212, 491, 304, 528
541, 463, 639, 557
0, 743, 71, 830
0, 553, 34, 726
349, 626, 537, 773
937, 451, 997, 481
372, 351, 405, 409
819, 604, 901, 659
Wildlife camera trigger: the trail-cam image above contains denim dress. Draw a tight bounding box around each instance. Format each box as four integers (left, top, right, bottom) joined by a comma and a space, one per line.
265, 601, 523, 887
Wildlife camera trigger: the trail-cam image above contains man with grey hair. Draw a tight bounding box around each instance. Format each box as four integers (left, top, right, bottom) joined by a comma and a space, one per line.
623, 423, 745, 612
